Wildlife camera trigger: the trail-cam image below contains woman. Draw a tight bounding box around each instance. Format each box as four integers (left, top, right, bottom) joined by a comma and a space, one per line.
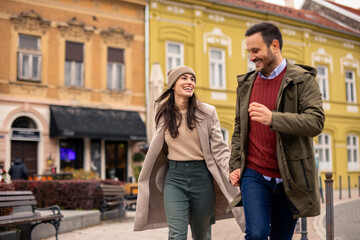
134, 65, 244, 239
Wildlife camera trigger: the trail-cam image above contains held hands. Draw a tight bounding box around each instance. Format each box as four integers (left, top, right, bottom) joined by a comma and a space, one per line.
248, 102, 272, 126
230, 168, 241, 186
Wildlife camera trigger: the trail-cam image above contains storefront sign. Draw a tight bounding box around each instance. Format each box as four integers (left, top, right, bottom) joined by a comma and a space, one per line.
12, 129, 40, 141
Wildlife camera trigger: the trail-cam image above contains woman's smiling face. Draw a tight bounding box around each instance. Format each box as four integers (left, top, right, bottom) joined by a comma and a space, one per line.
173, 73, 196, 99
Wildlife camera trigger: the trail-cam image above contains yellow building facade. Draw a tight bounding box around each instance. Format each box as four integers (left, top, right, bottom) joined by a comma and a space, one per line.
148, 0, 360, 188
0, 0, 147, 181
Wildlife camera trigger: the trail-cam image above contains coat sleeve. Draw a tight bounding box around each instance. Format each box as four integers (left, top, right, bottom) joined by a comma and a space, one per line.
271, 73, 325, 137
209, 106, 231, 178
229, 85, 242, 172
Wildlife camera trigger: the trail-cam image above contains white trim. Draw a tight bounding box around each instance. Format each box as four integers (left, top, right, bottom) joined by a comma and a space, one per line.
165, 41, 184, 73
345, 70, 357, 104
221, 127, 229, 146
203, 28, 232, 57
347, 134, 359, 171
316, 65, 330, 101
312, 48, 333, 73
317, 133, 332, 171
209, 48, 226, 90
341, 53, 360, 76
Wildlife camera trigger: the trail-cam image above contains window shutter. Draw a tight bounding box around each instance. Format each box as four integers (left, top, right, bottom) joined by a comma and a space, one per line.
108, 47, 124, 63
66, 41, 83, 61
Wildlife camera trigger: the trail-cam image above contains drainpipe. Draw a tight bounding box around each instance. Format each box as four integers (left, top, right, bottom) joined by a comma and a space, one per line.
145, 3, 150, 144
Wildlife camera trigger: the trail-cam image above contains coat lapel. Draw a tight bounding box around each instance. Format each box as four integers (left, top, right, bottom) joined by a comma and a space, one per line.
195, 111, 210, 157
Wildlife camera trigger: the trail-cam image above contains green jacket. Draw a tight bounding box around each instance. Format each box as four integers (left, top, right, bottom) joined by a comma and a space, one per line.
228, 60, 325, 218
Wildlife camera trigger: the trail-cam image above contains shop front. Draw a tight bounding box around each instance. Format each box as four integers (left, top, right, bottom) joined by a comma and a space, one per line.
50, 105, 147, 181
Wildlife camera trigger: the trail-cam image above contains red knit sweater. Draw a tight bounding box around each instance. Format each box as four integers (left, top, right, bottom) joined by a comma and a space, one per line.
246, 68, 286, 178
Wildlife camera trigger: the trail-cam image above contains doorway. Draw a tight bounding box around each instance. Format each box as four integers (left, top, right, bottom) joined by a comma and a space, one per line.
105, 141, 127, 181
11, 141, 38, 177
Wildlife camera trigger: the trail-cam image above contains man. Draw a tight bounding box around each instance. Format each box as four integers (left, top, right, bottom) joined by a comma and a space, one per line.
9, 158, 28, 180
228, 22, 325, 239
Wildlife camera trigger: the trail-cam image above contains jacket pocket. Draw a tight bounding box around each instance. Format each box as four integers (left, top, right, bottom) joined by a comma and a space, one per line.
287, 155, 315, 192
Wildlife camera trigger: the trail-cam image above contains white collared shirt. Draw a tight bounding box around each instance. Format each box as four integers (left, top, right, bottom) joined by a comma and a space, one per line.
259, 58, 287, 80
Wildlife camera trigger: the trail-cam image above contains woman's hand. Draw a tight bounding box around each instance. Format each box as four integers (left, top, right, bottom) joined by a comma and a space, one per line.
230, 168, 241, 186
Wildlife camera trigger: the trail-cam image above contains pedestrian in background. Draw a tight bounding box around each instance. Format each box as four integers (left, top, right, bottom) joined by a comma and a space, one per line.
228, 22, 325, 239
134, 65, 244, 239
9, 158, 28, 180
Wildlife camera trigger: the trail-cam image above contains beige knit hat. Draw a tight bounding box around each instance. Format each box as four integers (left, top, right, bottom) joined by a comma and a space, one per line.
167, 65, 196, 89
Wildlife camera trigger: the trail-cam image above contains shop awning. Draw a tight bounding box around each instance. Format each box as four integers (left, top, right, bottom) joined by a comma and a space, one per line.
50, 105, 147, 141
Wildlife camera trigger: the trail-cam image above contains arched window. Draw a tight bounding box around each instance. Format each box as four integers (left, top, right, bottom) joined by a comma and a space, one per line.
347, 134, 359, 171
317, 133, 332, 171
11, 117, 37, 129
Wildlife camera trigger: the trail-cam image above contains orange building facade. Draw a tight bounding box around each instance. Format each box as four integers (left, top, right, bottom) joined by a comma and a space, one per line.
0, 0, 147, 181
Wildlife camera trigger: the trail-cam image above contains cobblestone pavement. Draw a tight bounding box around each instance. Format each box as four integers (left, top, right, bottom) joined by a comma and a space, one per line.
44, 189, 360, 240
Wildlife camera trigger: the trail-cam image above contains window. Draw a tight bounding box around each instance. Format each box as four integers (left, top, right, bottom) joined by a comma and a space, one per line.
317, 133, 332, 171
347, 135, 359, 171
17, 34, 41, 81
60, 139, 84, 170
166, 42, 183, 73
317, 66, 329, 100
65, 41, 84, 86
107, 47, 125, 90
247, 56, 255, 72
345, 70, 356, 103
221, 128, 229, 145
209, 48, 226, 89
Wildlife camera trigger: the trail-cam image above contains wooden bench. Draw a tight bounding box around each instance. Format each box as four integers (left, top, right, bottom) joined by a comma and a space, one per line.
0, 191, 63, 240
99, 184, 137, 220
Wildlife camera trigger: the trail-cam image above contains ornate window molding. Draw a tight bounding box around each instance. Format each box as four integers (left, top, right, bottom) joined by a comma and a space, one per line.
100, 26, 134, 46
57, 18, 94, 42
203, 28, 232, 57
10, 10, 50, 35
312, 48, 333, 73
341, 53, 360, 76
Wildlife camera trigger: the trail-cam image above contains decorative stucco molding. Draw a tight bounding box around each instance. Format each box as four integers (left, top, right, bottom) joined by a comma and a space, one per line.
312, 48, 333, 73
57, 17, 94, 41
340, 53, 360, 76
100, 26, 134, 46
10, 10, 50, 35
203, 28, 232, 57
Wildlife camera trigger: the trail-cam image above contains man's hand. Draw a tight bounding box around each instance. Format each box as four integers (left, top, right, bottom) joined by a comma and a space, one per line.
230, 168, 241, 186
248, 102, 272, 126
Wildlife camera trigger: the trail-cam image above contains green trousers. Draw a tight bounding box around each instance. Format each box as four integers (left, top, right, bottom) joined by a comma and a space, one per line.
164, 160, 215, 240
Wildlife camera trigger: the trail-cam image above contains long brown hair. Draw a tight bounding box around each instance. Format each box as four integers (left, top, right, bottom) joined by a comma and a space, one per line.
154, 88, 207, 138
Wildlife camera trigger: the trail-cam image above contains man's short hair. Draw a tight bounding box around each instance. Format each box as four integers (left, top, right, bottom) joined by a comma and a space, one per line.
245, 22, 283, 51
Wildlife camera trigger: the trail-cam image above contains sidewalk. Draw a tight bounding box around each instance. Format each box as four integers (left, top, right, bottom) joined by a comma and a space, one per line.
292, 188, 359, 240
43, 188, 360, 240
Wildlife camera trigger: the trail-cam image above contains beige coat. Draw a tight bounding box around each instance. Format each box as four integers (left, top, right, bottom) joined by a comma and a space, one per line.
134, 102, 245, 231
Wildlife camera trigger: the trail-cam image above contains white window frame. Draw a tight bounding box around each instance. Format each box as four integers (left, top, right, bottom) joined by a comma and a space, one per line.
345, 70, 357, 104
347, 134, 359, 171
317, 133, 332, 171
221, 128, 229, 146
65, 60, 84, 87
107, 62, 125, 90
17, 35, 41, 81
209, 48, 226, 89
317, 65, 329, 101
166, 41, 183, 73
247, 56, 255, 72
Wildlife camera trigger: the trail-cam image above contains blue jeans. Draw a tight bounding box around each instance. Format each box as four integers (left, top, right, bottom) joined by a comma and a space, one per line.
164, 160, 214, 240
240, 167, 298, 240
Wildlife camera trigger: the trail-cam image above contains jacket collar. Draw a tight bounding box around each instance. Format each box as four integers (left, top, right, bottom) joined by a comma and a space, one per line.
237, 60, 317, 85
